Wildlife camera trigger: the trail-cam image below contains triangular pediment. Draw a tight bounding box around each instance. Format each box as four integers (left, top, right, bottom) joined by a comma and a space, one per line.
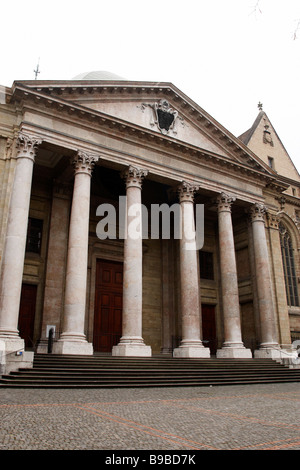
11, 79, 276, 177
69, 93, 239, 159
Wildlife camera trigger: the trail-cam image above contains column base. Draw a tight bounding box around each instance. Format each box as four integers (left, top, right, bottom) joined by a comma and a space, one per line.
0, 336, 25, 353
173, 345, 210, 358
0, 337, 34, 375
254, 346, 282, 359
52, 340, 93, 355
112, 342, 152, 357
217, 347, 252, 359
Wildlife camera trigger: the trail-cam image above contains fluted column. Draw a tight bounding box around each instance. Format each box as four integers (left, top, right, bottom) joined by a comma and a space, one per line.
249, 203, 280, 358
216, 192, 252, 358
112, 165, 151, 356
53, 151, 98, 355
0, 132, 41, 352
173, 182, 210, 358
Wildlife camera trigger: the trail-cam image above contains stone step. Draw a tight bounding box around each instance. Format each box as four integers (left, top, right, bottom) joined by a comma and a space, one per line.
32, 356, 284, 367
3, 373, 300, 383
1, 377, 299, 388
7, 367, 300, 376
14, 368, 294, 375
1, 354, 299, 388
29, 360, 287, 367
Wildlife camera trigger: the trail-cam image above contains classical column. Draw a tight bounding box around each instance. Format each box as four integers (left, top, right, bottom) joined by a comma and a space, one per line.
0, 132, 41, 354
173, 182, 210, 358
216, 192, 252, 358
112, 165, 151, 356
249, 203, 281, 358
53, 151, 98, 355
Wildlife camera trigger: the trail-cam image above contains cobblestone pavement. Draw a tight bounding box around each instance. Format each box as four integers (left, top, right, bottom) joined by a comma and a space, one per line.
0, 382, 299, 452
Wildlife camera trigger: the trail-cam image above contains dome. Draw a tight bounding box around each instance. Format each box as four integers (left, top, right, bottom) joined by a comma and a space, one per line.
72, 71, 126, 80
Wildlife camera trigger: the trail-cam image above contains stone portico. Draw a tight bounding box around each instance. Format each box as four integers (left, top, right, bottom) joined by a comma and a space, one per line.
0, 73, 299, 373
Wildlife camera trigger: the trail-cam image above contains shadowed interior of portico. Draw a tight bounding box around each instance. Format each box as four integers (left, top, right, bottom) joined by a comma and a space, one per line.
19, 147, 260, 358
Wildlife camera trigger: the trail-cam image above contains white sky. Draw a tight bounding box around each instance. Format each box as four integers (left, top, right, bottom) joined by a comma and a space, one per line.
1, 0, 299, 171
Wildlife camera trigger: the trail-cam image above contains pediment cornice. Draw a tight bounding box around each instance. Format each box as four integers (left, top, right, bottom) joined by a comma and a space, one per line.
8, 81, 287, 193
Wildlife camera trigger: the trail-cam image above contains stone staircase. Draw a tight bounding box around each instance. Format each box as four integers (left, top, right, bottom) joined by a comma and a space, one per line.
1, 354, 300, 388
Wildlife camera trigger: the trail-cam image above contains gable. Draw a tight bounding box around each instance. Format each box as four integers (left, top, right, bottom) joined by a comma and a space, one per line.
67, 94, 240, 159
240, 111, 300, 183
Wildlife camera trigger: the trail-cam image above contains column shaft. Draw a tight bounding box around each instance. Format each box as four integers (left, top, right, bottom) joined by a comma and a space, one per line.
250, 204, 280, 358
216, 193, 252, 358
112, 165, 151, 356
0, 133, 41, 350
173, 182, 210, 358
53, 151, 97, 355
266, 213, 292, 349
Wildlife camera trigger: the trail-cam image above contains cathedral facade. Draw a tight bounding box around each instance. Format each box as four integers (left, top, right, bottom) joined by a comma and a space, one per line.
0, 72, 299, 373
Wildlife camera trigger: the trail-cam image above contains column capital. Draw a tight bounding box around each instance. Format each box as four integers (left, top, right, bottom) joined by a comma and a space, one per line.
122, 165, 148, 189
16, 132, 42, 161
178, 181, 199, 203
249, 202, 267, 223
72, 151, 99, 176
216, 192, 236, 212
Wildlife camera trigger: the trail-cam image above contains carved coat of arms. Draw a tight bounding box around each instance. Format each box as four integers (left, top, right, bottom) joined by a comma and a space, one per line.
151, 99, 178, 134
140, 99, 181, 135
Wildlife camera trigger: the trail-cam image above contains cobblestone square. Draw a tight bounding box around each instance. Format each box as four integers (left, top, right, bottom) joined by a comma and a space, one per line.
0, 382, 299, 452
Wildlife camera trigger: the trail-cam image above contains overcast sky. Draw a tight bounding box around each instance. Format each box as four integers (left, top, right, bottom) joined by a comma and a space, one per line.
1, 0, 299, 171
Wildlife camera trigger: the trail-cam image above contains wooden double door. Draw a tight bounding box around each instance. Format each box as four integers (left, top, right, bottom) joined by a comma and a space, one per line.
93, 261, 217, 355
93, 260, 123, 352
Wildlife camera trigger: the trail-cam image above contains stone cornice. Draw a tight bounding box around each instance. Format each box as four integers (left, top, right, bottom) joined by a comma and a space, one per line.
8, 82, 286, 193
277, 173, 300, 188
276, 194, 300, 208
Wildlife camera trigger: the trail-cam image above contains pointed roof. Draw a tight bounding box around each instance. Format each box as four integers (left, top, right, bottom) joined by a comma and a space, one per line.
239, 110, 265, 146
239, 109, 300, 183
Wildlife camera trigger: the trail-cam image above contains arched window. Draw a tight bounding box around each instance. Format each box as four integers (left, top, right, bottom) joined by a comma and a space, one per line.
279, 222, 299, 307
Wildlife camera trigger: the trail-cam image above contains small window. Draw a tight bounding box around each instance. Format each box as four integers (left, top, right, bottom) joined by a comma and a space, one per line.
268, 157, 274, 169
26, 218, 43, 254
199, 251, 214, 280
292, 188, 296, 196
